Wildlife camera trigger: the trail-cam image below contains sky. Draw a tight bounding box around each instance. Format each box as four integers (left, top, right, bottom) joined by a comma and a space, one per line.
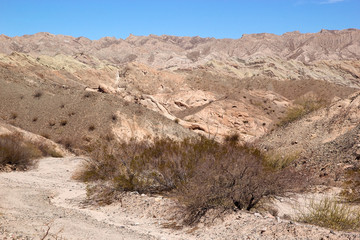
0, 0, 359, 40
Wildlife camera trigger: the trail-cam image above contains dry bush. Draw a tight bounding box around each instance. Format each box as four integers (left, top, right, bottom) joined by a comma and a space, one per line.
37, 143, 63, 158
88, 125, 96, 131
224, 132, 241, 145
277, 95, 327, 127
0, 133, 42, 170
76, 136, 306, 225
177, 143, 302, 225
111, 114, 117, 122
60, 120, 68, 126
33, 91, 43, 99
10, 112, 18, 120
342, 168, 360, 203
296, 198, 360, 231
263, 151, 301, 170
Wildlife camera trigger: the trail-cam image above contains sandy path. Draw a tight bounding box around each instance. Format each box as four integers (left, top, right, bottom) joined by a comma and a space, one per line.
0, 157, 186, 240
1, 157, 360, 240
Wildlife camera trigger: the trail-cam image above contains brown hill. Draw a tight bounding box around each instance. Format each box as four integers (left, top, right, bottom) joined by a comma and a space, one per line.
1, 30, 360, 142
1, 29, 359, 65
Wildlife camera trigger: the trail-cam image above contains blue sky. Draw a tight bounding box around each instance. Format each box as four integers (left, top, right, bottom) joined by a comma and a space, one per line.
0, 0, 359, 40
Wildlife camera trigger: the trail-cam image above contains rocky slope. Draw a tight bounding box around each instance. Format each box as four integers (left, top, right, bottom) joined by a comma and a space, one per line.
1, 30, 360, 141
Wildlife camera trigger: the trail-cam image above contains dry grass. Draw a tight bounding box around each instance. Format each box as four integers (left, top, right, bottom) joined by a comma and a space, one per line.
0, 133, 42, 170
277, 95, 327, 127
342, 168, 360, 203
76, 136, 306, 225
263, 150, 301, 170
296, 197, 360, 231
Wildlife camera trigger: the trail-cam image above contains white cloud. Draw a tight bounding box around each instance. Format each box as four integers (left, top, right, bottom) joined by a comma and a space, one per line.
320, 0, 345, 4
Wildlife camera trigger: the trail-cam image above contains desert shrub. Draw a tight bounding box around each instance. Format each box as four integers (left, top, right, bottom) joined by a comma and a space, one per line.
83, 92, 92, 98
342, 168, 360, 203
111, 114, 117, 122
76, 137, 305, 225
174, 118, 180, 124
10, 112, 18, 120
33, 91, 43, 98
37, 143, 63, 158
88, 125, 96, 131
296, 198, 360, 231
0, 133, 42, 170
60, 120, 68, 126
263, 151, 300, 170
277, 96, 326, 127
224, 132, 240, 145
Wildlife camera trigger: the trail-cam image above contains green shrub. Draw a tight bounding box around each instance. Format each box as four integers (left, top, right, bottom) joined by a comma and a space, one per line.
296, 197, 360, 231
76, 136, 305, 225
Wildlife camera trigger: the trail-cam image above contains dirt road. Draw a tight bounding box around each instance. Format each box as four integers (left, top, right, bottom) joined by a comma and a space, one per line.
0, 157, 185, 240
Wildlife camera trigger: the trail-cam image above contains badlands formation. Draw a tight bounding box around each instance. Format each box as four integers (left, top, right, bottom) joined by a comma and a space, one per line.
0, 29, 360, 239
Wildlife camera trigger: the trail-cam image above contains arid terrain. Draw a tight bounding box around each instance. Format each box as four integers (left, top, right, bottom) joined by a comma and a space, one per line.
1, 29, 360, 239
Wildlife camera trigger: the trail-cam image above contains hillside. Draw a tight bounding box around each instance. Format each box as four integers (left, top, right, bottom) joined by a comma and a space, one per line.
1, 29, 360, 239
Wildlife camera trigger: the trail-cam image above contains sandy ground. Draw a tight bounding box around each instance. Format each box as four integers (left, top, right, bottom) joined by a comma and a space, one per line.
1, 157, 360, 240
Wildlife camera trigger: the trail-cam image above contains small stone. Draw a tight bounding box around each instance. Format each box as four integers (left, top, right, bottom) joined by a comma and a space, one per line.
254, 213, 262, 217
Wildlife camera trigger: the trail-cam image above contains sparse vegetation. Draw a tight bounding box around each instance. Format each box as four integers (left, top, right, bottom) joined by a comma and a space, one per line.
10, 112, 18, 120
60, 120, 68, 126
83, 92, 92, 98
111, 114, 117, 122
37, 143, 63, 158
33, 91, 43, 99
224, 132, 241, 145
88, 125, 96, 131
76, 136, 305, 225
32, 117, 38, 122
0, 133, 61, 170
296, 197, 360, 231
277, 96, 326, 127
263, 151, 301, 170
342, 168, 360, 203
